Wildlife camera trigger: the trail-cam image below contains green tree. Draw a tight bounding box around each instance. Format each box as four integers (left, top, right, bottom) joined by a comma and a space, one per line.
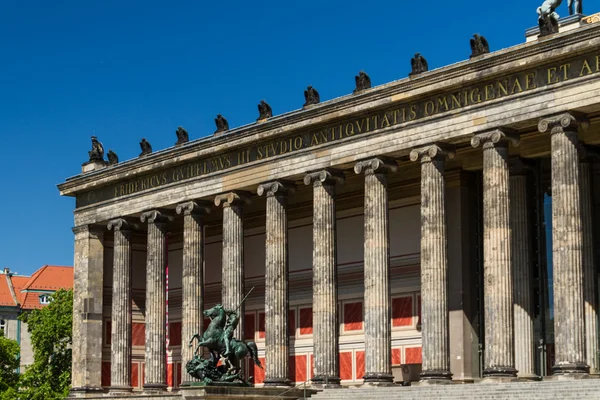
18, 289, 73, 400
0, 330, 20, 397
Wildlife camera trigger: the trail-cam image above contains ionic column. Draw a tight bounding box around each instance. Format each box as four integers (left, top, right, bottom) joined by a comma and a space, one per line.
579, 146, 598, 374
354, 157, 397, 384
176, 201, 211, 384
304, 169, 345, 387
409, 145, 454, 382
107, 219, 133, 393
140, 210, 170, 392
509, 159, 537, 380
70, 225, 104, 395
258, 181, 295, 387
539, 113, 589, 375
215, 191, 251, 342
472, 129, 519, 378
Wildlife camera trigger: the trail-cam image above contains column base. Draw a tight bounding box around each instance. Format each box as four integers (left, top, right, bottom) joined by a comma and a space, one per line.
482, 366, 518, 378
312, 375, 341, 388
143, 383, 168, 393
552, 362, 590, 375
68, 386, 104, 397
108, 385, 133, 395
362, 373, 394, 385
263, 378, 292, 387
420, 369, 453, 382
516, 373, 541, 381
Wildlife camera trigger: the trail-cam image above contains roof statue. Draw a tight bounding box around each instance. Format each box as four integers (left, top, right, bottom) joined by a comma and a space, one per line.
139, 138, 152, 157
214, 114, 229, 134
88, 136, 104, 162
257, 100, 272, 121
187, 288, 262, 386
410, 53, 428, 76
107, 150, 119, 166
569, 0, 582, 14
470, 34, 490, 58
303, 85, 320, 107
175, 126, 189, 146
354, 70, 372, 93
537, 0, 562, 35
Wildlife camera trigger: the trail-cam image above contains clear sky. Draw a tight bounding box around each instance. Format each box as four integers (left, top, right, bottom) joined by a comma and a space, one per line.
0, 0, 556, 276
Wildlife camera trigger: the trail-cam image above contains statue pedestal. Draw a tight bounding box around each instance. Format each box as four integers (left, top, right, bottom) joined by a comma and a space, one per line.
180, 385, 318, 399
81, 159, 107, 174
525, 14, 587, 42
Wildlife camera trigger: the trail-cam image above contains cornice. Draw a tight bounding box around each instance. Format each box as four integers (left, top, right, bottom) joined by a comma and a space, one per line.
58, 24, 600, 196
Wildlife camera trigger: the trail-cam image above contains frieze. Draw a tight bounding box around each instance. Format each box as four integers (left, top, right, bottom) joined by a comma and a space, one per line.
76, 50, 600, 208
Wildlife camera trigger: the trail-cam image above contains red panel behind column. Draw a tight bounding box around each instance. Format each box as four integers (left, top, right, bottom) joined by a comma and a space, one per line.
101, 361, 111, 387
131, 362, 139, 388
355, 351, 365, 380
299, 308, 313, 335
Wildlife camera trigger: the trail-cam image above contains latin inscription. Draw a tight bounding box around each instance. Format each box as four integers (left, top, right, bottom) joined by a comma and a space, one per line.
77, 51, 600, 207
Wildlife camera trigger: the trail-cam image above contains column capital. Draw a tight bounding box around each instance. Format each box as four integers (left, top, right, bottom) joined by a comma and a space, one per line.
410, 144, 455, 163
471, 129, 519, 149
257, 180, 295, 198
214, 191, 252, 208
140, 210, 173, 225
354, 157, 397, 175
176, 201, 212, 216
107, 218, 137, 232
303, 168, 345, 187
538, 112, 589, 134
509, 157, 536, 176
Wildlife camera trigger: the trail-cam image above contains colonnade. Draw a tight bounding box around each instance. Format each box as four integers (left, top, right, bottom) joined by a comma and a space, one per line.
70, 112, 599, 394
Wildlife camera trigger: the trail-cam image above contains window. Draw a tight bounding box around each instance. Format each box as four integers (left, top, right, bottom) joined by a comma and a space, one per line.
0, 319, 5, 334
39, 294, 51, 305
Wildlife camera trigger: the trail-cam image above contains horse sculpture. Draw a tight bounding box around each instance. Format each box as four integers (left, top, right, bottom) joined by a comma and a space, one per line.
189, 304, 262, 380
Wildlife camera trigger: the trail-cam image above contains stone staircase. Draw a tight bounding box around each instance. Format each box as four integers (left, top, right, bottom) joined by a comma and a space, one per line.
308, 380, 600, 399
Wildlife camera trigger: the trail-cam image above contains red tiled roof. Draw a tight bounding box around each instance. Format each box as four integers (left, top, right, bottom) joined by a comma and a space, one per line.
10, 276, 29, 305
0, 275, 15, 307
20, 266, 73, 310
22, 266, 73, 291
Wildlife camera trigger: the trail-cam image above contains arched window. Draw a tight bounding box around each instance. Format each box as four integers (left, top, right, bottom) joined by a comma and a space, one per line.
39, 294, 51, 305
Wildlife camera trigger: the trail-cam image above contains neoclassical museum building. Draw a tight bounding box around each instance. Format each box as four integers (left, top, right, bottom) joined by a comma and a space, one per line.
59, 13, 600, 398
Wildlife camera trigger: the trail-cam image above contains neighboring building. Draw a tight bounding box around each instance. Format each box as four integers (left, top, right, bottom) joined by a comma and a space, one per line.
58, 12, 600, 400
0, 266, 73, 371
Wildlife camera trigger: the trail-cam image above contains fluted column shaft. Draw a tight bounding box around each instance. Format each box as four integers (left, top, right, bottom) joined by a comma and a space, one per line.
259, 181, 294, 386
215, 192, 251, 344
304, 169, 344, 387
176, 202, 210, 384
410, 145, 454, 381
108, 219, 133, 392
472, 130, 519, 378
355, 158, 396, 384
141, 211, 169, 391
509, 161, 537, 379
539, 113, 589, 374
580, 157, 598, 374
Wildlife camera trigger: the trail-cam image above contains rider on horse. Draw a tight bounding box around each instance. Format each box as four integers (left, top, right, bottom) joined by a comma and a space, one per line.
223, 307, 239, 357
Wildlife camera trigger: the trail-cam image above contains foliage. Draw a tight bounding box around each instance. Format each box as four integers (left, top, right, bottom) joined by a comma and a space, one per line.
0, 331, 20, 395
17, 289, 73, 400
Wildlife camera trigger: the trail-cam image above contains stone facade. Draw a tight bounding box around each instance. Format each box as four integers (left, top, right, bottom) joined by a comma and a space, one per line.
59, 20, 600, 398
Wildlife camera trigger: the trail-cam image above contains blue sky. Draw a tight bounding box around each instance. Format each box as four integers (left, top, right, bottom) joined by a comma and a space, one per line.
0, 0, 552, 276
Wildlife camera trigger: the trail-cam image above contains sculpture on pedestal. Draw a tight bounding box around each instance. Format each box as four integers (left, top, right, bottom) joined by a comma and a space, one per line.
215, 114, 229, 134
470, 34, 490, 58
303, 86, 320, 107
187, 293, 262, 386
88, 136, 104, 162
410, 53, 428, 76
257, 100, 273, 121
354, 70, 372, 93
175, 126, 189, 145
107, 150, 119, 165
139, 138, 152, 157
